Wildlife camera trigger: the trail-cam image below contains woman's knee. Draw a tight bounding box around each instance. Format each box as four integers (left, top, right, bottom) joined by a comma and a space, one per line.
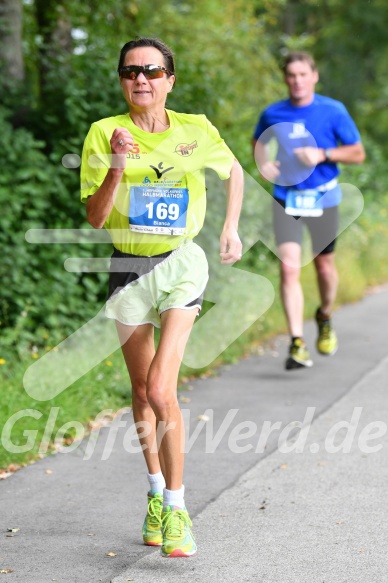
146, 378, 177, 416
131, 379, 149, 409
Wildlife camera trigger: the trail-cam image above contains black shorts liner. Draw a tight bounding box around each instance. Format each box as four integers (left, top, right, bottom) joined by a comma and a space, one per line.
108, 248, 172, 299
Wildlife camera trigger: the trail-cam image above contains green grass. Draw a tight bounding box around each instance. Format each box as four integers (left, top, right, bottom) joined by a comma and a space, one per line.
1, 202, 388, 472
0, 347, 130, 470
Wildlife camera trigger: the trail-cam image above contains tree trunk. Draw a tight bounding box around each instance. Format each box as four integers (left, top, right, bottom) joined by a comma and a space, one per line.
0, 0, 24, 83
284, 1, 296, 36
34, 0, 72, 98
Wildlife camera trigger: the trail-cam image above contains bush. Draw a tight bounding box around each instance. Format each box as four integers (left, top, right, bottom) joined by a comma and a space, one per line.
0, 108, 110, 355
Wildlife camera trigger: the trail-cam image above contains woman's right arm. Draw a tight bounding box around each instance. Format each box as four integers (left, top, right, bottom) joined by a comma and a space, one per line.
86, 167, 125, 229
85, 127, 134, 229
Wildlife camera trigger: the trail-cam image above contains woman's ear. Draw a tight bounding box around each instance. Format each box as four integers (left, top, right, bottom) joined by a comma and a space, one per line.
168, 75, 175, 92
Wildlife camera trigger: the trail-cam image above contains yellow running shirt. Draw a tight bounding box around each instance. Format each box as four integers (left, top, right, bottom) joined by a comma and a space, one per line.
81, 110, 235, 255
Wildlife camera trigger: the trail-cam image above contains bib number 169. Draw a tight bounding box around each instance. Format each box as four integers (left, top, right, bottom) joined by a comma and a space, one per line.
145, 201, 180, 221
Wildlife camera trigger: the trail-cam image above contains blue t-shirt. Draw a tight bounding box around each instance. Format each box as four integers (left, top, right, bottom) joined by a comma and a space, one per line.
253, 94, 361, 206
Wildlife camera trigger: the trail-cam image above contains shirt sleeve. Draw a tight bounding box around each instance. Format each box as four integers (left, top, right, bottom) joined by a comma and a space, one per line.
253, 110, 271, 143
333, 104, 361, 145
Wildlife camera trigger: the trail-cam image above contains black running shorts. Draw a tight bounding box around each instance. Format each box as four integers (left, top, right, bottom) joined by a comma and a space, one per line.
273, 198, 339, 255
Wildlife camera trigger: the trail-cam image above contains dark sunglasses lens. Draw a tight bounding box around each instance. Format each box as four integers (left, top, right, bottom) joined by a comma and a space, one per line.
120, 66, 167, 80
144, 68, 165, 79
120, 67, 138, 79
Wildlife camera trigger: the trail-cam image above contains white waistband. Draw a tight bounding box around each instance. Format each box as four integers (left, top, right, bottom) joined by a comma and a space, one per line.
290, 178, 338, 196
316, 178, 338, 192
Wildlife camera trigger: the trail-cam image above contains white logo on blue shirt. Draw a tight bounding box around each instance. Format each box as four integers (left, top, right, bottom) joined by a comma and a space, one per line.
288, 122, 310, 139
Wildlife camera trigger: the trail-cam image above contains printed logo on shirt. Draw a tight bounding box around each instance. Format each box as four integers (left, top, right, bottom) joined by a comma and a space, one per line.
126, 143, 141, 159
288, 122, 310, 139
174, 140, 198, 156
149, 161, 174, 179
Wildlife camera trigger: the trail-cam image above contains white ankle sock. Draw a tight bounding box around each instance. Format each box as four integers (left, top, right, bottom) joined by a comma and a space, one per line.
163, 485, 185, 509
147, 471, 166, 495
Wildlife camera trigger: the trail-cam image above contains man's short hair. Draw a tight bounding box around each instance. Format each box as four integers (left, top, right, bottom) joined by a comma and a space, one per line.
281, 51, 317, 74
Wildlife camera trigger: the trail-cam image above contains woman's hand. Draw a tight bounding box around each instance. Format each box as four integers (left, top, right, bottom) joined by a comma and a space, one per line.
220, 225, 243, 264
220, 159, 243, 264
110, 127, 135, 168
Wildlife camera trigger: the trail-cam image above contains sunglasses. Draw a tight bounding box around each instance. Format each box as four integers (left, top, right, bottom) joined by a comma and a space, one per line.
119, 64, 173, 80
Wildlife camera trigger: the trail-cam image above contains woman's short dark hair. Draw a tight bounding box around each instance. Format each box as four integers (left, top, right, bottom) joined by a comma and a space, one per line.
117, 37, 175, 77
281, 51, 317, 74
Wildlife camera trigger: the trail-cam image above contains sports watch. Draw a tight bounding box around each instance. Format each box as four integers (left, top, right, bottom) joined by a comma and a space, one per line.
324, 148, 332, 162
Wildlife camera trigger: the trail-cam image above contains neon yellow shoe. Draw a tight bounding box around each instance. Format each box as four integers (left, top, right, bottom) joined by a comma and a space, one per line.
142, 492, 163, 546
315, 309, 338, 356
285, 338, 313, 370
161, 506, 197, 558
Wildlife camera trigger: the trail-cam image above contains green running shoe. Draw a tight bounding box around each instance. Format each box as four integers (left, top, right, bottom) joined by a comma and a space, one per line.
161, 506, 197, 558
285, 338, 313, 370
315, 308, 338, 356
142, 492, 163, 546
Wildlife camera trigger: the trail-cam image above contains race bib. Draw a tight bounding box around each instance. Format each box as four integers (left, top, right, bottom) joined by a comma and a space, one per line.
129, 186, 189, 235
285, 188, 324, 217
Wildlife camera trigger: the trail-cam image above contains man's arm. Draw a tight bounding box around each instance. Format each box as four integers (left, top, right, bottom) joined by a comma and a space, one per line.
320, 142, 365, 164
220, 159, 244, 264
252, 138, 281, 183
294, 142, 366, 167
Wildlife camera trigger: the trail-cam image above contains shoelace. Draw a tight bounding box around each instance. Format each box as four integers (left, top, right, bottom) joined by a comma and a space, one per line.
162, 510, 191, 538
147, 496, 163, 526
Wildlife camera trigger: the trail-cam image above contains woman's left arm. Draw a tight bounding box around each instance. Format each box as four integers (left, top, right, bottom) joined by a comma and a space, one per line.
219, 159, 244, 264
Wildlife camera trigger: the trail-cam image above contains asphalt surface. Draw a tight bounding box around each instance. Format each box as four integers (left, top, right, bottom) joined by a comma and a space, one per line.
1, 285, 388, 582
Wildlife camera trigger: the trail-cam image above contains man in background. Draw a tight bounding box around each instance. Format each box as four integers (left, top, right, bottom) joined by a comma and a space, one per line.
253, 51, 365, 370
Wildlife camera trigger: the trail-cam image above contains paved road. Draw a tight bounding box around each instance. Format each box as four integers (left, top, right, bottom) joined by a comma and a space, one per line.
1, 286, 388, 582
